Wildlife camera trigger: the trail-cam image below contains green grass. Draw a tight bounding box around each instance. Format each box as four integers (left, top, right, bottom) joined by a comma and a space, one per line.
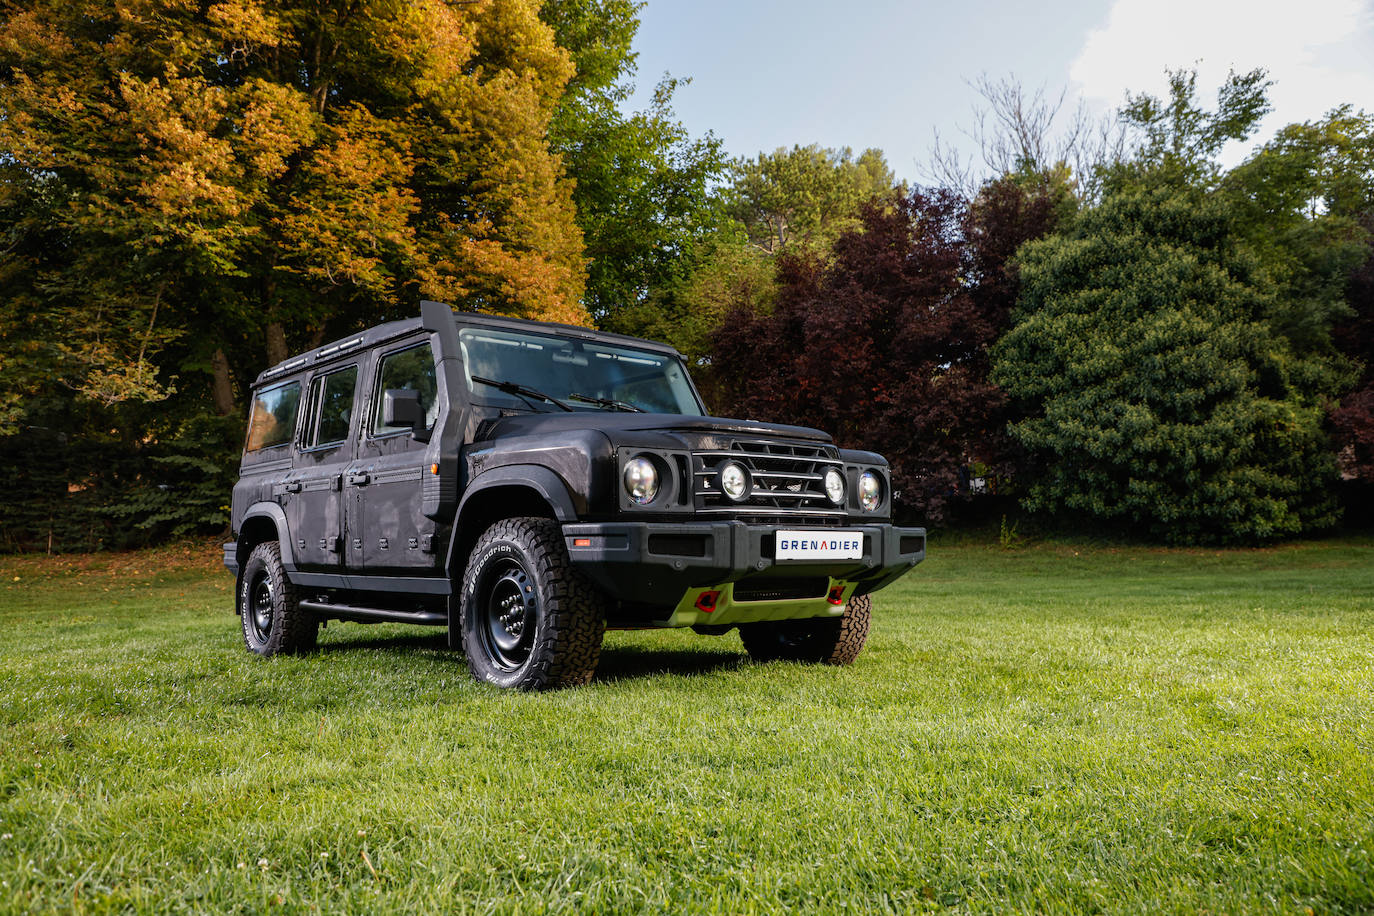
1, 538, 1372, 914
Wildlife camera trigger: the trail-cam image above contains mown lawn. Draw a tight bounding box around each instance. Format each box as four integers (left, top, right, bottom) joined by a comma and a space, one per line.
0, 537, 1371, 914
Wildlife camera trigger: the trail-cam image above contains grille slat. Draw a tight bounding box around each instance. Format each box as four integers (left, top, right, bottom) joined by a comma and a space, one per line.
694, 439, 845, 521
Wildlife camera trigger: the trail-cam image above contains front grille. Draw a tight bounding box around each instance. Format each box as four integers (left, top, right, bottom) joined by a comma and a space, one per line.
694, 439, 846, 518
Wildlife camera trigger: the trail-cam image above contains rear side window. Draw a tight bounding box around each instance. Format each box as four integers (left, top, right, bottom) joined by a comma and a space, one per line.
303, 366, 358, 448
245, 381, 301, 451
371, 343, 437, 436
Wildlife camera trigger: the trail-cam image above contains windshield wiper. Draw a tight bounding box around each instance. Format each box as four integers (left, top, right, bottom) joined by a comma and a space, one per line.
472, 376, 573, 412
567, 393, 645, 413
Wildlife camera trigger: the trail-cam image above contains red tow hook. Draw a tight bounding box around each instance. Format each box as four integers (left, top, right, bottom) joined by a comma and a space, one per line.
826, 585, 846, 606
694, 590, 721, 613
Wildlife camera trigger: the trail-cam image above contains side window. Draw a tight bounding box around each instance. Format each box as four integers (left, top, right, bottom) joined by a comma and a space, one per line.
245, 381, 301, 451
371, 343, 438, 437
304, 366, 358, 448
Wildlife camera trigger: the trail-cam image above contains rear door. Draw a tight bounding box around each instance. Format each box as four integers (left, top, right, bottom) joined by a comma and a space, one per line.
348, 340, 443, 576
289, 363, 358, 571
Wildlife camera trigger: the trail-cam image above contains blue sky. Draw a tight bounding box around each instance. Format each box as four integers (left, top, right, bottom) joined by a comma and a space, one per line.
625, 0, 1374, 183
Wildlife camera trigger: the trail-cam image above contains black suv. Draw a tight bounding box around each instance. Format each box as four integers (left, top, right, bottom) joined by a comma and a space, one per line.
225, 302, 926, 689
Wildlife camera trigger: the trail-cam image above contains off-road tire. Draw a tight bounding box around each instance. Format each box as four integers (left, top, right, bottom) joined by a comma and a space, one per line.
738, 593, 871, 666
238, 541, 318, 656
460, 517, 606, 690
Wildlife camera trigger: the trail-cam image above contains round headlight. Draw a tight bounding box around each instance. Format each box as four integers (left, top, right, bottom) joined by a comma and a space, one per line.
858, 471, 882, 512
719, 461, 749, 501
623, 457, 659, 505
823, 467, 846, 505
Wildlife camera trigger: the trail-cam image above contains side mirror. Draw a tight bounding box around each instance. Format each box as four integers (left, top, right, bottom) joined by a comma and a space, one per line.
382, 389, 429, 441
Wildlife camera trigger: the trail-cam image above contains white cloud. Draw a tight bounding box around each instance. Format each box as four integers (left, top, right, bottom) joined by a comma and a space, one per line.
1069, 0, 1374, 157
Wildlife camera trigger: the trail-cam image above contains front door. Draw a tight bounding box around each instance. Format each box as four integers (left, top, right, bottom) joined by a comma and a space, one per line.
349, 340, 442, 577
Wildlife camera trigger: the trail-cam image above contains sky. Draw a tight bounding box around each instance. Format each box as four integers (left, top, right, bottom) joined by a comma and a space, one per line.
624, 0, 1374, 183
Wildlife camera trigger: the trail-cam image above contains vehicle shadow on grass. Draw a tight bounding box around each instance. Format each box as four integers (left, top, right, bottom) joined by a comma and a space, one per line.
309, 630, 748, 684
593, 644, 748, 684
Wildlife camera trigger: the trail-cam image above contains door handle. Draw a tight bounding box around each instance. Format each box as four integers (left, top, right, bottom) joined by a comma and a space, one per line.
348, 472, 370, 486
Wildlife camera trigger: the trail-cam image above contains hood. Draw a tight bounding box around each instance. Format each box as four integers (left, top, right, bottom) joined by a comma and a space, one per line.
478, 411, 832, 444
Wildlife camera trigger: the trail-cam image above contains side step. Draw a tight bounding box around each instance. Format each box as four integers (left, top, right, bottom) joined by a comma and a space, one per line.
298, 599, 447, 627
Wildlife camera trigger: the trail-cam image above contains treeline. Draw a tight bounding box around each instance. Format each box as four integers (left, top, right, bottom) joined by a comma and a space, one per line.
0, 2, 1369, 550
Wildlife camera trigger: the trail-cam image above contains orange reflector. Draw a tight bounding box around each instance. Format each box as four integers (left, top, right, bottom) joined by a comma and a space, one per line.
827, 586, 846, 606
430, 463, 439, 475
572, 538, 591, 548
695, 590, 721, 613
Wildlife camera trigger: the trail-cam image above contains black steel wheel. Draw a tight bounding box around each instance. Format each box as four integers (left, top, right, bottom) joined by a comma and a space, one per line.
460, 517, 606, 690
238, 540, 318, 656
476, 557, 538, 672
739, 593, 871, 666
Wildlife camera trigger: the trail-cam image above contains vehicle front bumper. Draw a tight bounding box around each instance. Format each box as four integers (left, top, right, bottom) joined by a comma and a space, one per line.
562, 520, 925, 608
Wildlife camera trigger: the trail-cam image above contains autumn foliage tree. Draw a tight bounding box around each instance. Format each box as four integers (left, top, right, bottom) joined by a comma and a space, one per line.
0, 0, 588, 549
0, 0, 586, 421
711, 178, 1063, 522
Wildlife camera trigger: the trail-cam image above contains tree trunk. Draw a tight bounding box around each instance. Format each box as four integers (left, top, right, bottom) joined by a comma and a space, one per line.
266, 321, 288, 366
211, 348, 236, 415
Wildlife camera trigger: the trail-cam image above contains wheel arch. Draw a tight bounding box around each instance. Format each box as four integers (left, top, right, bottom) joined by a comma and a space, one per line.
234, 503, 296, 593
449, 468, 576, 573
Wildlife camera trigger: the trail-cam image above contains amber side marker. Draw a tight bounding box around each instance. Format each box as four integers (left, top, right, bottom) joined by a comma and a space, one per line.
572, 538, 592, 548
430, 463, 439, 475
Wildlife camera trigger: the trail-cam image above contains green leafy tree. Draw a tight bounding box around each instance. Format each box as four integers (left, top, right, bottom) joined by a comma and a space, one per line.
992, 71, 1356, 543
610, 144, 898, 368
541, 0, 727, 323
727, 145, 896, 254
993, 182, 1345, 543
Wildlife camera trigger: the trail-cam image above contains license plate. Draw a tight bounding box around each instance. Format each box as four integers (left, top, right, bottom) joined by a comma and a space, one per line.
775, 530, 864, 561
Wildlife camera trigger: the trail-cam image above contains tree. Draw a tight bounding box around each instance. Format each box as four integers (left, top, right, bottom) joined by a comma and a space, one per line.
926, 74, 1127, 202
1332, 213, 1374, 485
726, 145, 895, 254
710, 178, 1063, 523
1117, 67, 1273, 185
1222, 108, 1374, 492
0, 0, 586, 418
0, 0, 587, 549
609, 144, 899, 372
540, 0, 727, 323
992, 180, 1345, 543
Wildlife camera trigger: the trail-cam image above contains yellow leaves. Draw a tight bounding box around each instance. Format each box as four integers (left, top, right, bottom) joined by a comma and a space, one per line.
238, 80, 317, 179
275, 105, 421, 297
450, 235, 589, 326
206, 1, 282, 50
116, 74, 245, 225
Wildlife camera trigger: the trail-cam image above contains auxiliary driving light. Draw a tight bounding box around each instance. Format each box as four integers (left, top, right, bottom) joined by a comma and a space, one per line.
823, 467, 845, 505
718, 461, 749, 501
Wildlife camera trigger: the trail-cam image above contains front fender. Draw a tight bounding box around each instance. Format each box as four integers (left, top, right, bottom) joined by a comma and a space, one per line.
457, 465, 581, 523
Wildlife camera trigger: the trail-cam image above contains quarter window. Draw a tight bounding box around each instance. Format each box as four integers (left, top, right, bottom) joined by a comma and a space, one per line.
372, 343, 438, 436
245, 381, 301, 451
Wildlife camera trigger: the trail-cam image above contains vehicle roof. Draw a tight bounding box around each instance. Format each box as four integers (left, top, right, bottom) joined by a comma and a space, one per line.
252, 306, 685, 387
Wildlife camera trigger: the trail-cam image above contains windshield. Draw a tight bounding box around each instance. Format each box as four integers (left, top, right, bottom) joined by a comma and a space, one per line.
459, 327, 703, 416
